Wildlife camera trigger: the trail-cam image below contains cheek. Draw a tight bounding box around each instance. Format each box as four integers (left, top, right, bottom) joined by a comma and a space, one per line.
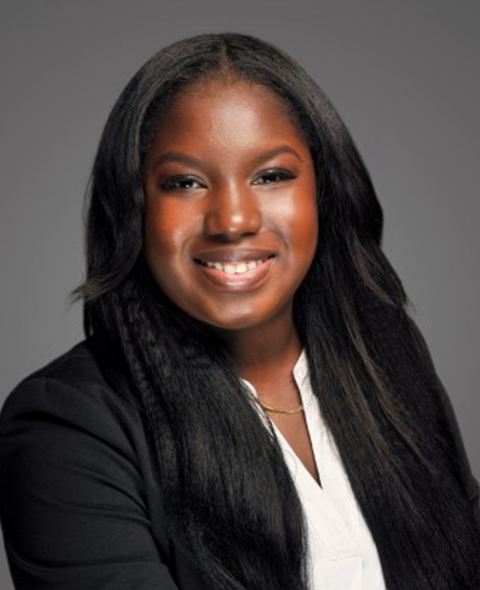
292, 211, 318, 274
295, 178, 319, 258
143, 204, 193, 272
143, 213, 194, 301
273, 189, 318, 263
301, 200, 319, 250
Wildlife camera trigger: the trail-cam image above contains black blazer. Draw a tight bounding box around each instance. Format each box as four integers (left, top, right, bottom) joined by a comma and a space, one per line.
0, 340, 211, 590
1, 331, 479, 590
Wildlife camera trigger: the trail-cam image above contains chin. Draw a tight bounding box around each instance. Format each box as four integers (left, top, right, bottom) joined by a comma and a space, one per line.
193, 305, 280, 332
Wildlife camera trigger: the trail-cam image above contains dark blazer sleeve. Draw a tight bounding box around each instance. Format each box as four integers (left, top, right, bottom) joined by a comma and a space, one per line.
407, 317, 480, 529
0, 374, 180, 590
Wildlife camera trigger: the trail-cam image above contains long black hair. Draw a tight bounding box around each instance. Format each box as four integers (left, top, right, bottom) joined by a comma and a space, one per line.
72, 32, 480, 589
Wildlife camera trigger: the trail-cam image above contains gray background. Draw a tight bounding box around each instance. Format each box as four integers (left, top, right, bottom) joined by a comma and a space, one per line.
0, 1, 478, 587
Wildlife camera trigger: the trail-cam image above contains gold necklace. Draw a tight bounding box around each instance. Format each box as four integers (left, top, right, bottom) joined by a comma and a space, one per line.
255, 399, 304, 414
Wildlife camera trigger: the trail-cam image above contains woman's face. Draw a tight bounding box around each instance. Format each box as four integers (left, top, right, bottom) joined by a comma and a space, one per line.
143, 78, 318, 331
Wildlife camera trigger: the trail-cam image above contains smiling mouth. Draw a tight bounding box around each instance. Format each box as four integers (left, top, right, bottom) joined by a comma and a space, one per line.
193, 254, 275, 275
193, 254, 277, 291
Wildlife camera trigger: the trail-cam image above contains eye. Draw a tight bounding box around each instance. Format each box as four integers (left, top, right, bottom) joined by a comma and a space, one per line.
159, 175, 206, 191
253, 169, 297, 185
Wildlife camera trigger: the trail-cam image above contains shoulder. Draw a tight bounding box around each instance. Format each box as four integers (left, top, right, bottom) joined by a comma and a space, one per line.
4, 336, 119, 395
0, 341, 177, 581
0, 338, 143, 451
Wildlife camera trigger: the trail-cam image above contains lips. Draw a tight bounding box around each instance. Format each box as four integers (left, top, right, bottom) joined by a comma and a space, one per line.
196, 257, 273, 274
193, 254, 277, 292
193, 247, 276, 264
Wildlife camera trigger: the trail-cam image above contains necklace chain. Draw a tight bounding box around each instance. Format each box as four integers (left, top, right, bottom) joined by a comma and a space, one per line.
255, 399, 304, 414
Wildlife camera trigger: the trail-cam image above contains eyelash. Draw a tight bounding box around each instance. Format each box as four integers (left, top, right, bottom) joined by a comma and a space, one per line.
159, 169, 296, 191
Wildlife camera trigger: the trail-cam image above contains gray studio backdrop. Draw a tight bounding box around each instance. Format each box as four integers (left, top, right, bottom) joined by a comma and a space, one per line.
0, 1, 478, 588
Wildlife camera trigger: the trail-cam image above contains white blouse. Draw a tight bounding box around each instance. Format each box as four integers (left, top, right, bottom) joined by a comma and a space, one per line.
241, 348, 387, 590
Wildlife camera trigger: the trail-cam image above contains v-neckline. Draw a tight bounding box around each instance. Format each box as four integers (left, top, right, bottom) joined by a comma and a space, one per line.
241, 352, 363, 561
270, 415, 324, 493
240, 348, 324, 494
266, 381, 362, 558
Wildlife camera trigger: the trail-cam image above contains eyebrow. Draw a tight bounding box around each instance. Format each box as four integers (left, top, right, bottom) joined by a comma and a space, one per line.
152, 145, 303, 170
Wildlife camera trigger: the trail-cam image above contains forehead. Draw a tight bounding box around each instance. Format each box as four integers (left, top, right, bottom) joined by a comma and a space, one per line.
149, 78, 305, 153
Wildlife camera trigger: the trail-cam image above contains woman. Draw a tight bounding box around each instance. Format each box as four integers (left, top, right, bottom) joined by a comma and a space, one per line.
0, 32, 478, 590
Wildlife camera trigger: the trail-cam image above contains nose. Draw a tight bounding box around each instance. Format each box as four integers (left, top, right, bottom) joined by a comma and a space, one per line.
203, 183, 262, 240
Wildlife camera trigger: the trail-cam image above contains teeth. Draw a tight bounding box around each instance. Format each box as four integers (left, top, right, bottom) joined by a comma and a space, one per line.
202, 258, 270, 274
224, 264, 236, 275
232, 262, 247, 274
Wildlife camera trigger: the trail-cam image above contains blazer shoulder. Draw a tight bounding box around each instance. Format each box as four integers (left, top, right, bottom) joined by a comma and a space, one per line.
0, 340, 181, 589
0, 338, 142, 439
13, 337, 113, 389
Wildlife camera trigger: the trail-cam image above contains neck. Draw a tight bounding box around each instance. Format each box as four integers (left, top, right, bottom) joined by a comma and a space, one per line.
211, 304, 303, 387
